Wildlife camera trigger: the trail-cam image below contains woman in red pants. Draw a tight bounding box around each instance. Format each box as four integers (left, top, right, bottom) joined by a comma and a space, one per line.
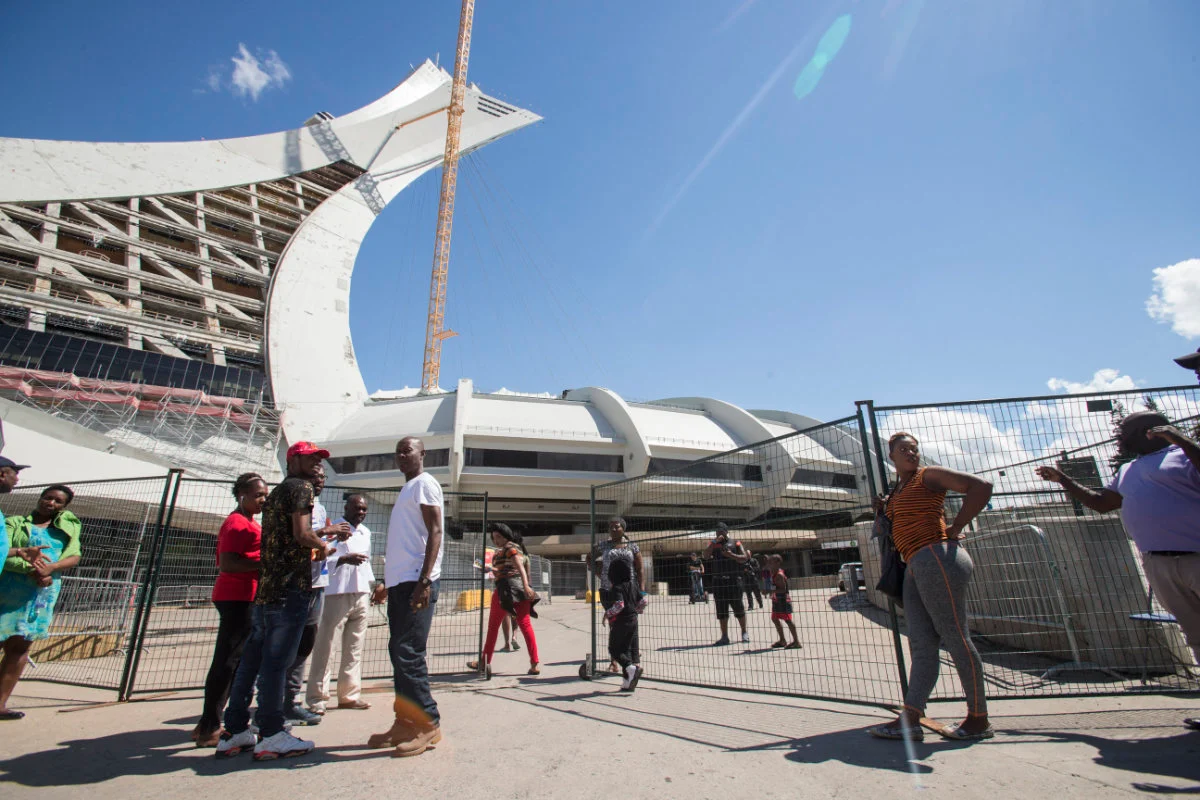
469, 523, 540, 676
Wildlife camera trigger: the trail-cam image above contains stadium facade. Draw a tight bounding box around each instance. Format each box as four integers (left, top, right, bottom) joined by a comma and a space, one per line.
0, 61, 872, 566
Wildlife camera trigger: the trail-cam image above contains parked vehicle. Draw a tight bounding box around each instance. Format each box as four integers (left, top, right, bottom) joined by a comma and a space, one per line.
837, 562, 865, 592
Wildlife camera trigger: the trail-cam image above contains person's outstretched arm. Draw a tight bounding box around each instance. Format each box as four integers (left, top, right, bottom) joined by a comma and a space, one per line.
1035, 466, 1123, 513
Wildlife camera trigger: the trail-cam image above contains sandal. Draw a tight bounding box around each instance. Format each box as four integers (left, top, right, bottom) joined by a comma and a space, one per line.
337, 700, 372, 710
527, 663, 541, 675
866, 722, 923, 741
467, 659, 494, 679
939, 724, 994, 741
785, 642, 802, 649
0, 710, 25, 721
1185, 718, 1200, 731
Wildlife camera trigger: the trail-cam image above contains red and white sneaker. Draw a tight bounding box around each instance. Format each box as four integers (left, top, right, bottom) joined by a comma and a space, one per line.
214, 728, 257, 759
253, 730, 315, 761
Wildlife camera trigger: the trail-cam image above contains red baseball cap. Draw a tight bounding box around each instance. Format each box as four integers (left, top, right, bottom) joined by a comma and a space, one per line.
286, 441, 330, 460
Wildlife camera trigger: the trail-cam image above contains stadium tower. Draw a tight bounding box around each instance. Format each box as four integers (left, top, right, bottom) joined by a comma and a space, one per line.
0, 62, 540, 480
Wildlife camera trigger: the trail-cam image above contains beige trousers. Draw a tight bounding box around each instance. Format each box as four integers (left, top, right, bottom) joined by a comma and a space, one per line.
305, 591, 370, 710
1142, 552, 1200, 663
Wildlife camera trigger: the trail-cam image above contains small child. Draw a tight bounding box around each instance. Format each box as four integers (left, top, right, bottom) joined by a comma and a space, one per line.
767, 555, 801, 650
605, 558, 645, 691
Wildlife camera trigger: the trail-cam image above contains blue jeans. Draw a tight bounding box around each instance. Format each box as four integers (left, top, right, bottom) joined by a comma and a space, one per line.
223, 588, 313, 737
689, 571, 705, 600
285, 588, 324, 708
387, 580, 440, 726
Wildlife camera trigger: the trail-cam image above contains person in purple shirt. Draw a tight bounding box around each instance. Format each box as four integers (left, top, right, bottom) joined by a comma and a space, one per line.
1037, 411, 1200, 732
1174, 348, 1200, 383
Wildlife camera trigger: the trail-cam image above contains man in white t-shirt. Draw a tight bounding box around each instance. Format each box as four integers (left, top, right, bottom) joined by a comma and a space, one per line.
367, 436, 444, 758
306, 494, 386, 714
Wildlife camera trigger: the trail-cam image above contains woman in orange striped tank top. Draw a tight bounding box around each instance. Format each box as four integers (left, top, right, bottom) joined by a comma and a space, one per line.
867, 432, 994, 743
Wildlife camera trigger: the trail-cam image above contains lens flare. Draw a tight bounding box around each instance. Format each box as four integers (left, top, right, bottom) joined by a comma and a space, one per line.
794, 14, 852, 100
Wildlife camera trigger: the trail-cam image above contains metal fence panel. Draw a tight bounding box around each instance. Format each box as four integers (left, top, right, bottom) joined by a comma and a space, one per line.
123, 478, 488, 694
591, 416, 905, 707
549, 559, 588, 598
2, 474, 174, 692
866, 386, 1200, 702
10, 473, 487, 697
589, 385, 1200, 708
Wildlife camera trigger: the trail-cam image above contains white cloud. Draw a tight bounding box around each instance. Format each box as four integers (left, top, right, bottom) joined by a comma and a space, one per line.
1147, 258, 1200, 338
205, 67, 222, 92
229, 44, 291, 101
1046, 368, 1138, 395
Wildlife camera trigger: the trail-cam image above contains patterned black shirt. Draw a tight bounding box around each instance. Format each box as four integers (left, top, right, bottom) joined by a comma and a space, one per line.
255, 477, 315, 605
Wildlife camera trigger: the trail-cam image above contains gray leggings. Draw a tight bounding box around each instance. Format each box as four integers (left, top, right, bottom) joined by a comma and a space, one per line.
903, 542, 987, 717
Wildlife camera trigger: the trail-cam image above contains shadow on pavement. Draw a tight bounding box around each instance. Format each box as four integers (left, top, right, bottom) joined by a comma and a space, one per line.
1016, 730, 1200, 790
776, 727, 964, 774
0, 728, 332, 785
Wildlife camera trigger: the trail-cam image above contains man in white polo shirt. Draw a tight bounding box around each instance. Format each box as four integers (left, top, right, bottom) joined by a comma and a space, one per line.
367, 436, 444, 758
306, 494, 386, 714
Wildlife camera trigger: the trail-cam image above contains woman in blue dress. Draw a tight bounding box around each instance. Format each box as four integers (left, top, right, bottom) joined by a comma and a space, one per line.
0, 484, 80, 720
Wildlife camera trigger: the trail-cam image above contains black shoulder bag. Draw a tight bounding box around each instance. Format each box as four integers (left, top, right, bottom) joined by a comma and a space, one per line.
873, 482, 906, 606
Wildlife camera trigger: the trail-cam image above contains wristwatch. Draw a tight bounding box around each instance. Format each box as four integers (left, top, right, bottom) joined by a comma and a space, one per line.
418, 575, 432, 588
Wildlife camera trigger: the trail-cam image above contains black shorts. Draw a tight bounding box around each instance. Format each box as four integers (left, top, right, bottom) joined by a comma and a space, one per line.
713, 578, 745, 620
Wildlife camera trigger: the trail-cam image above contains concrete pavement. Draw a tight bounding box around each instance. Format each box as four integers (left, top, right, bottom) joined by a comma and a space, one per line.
1, 599, 1197, 799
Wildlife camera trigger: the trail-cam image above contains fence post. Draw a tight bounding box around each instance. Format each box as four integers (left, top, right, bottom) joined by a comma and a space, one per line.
118, 468, 183, 701
864, 402, 909, 698
587, 485, 597, 678
477, 493, 488, 678
117, 469, 181, 701
854, 403, 879, 498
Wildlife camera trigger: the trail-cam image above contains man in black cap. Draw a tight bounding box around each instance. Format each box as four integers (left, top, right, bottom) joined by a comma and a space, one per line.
0, 456, 28, 495
1174, 348, 1200, 383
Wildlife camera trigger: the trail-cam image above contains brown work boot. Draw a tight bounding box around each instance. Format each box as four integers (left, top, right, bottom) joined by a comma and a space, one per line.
368, 716, 411, 748
391, 722, 442, 758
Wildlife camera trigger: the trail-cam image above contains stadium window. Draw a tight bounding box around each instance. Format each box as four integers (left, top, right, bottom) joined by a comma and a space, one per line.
791, 467, 857, 490
328, 448, 450, 474
646, 458, 761, 482
464, 448, 622, 472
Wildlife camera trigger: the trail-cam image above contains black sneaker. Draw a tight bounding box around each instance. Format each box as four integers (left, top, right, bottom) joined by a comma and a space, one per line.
284, 704, 322, 726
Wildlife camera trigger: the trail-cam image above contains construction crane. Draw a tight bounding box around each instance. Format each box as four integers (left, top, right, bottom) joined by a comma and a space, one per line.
421, 0, 475, 391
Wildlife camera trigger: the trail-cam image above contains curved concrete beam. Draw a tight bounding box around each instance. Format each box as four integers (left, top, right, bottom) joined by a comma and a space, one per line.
262, 69, 539, 445
563, 386, 652, 516
652, 397, 799, 519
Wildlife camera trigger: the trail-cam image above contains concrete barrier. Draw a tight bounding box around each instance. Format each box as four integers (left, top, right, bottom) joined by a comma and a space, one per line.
455, 588, 491, 612
30, 632, 119, 662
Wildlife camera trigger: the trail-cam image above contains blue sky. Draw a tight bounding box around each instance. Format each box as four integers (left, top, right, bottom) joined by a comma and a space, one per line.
3, 0, 1199, 421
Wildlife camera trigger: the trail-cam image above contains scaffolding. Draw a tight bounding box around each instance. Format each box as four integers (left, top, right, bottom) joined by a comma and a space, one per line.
0, 365, 281, 477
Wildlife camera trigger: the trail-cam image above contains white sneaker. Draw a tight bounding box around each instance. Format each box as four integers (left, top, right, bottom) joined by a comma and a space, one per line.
248, 721, 293, 736
253, 730, 315, 761
741, 631, 751, 644
215, 728, 257, 759
620, 664, 644, 692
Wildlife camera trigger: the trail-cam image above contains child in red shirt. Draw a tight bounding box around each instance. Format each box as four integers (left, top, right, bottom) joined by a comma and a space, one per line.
767, 554, 801, 650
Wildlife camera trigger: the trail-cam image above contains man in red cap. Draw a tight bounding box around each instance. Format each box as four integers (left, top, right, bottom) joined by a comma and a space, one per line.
1175, 348, 1200, 383
218, 441, 350, 761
